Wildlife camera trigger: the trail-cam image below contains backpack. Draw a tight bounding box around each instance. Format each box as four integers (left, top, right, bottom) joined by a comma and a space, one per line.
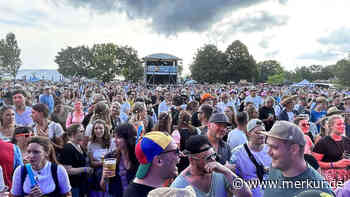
20, 163, 60, 197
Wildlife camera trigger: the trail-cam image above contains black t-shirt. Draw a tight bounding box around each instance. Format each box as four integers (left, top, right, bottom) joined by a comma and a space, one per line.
259, 106, 276, 131
313, 136, 350, 162
123, 182, 155, 197
60, 143, 87, 188
191, 112, 201, 127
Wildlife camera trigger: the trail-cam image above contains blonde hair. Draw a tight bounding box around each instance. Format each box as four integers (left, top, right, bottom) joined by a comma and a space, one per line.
328, 115, 343, 132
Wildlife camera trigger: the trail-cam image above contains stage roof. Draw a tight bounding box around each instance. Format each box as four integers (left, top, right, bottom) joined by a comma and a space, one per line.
143, 53, 182, 60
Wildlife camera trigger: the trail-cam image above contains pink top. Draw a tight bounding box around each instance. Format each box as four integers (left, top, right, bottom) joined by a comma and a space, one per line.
304, 134, 314, 155
66, 111, 85, 129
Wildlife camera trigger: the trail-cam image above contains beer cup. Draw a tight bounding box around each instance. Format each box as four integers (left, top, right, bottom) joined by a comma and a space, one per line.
103, 158, 116, 178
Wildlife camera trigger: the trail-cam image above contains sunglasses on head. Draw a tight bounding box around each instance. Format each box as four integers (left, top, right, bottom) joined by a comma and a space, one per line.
15, 133, 31, 138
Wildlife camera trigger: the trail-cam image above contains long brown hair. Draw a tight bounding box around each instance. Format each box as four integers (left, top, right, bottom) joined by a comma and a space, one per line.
153, 112, 172, 133
27, 136, 58, 164
91, 119, 110, 149
178, 111, 195, 133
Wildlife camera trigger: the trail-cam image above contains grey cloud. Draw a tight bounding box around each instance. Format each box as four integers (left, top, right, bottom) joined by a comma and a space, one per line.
259, 40, 269, 48
207, 11, 288, 43
318, 27, 350, 50
231, 12, 288, 33
265, 50, 279, 58
278, 0, 289, 4
61, 0, 287, 35
297, 50, 341, 61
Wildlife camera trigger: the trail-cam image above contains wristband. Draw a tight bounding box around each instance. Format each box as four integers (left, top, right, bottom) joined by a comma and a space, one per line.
330, 162, 334, 168
84, 167, 87, 173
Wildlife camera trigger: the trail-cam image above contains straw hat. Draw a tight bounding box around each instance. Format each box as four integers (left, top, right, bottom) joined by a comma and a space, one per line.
147, 186, 196, 197
326, 106, 343, 116
281, 95, 298, 106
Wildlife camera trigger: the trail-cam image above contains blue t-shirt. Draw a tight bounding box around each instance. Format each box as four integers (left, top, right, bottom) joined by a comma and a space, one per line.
310, 110, 326, 132
15, 106, 33, 127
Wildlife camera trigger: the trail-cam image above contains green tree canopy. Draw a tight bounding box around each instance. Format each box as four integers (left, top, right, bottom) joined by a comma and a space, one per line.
267, 73, 285, 85
55, 43, 142, 82
55, 46, 92, 78
334, 59, 350, 86
225, 40, 258, 82
0, 32, 22, 79
257, 60, 284, 82
118, 46, 143, 82
190, 44, 226, 83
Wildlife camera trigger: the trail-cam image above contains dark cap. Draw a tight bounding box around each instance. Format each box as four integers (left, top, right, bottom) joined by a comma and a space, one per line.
183, 135, 211, 155
209, 113, 230, 125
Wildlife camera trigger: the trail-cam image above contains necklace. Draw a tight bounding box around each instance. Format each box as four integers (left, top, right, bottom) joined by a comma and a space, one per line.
68, 141, 83, 154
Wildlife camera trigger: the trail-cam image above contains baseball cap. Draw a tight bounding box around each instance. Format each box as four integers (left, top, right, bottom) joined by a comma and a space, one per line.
247, 119, 265, 132
135, 131, 172, 179
261, 121, 306, 146
209, 113, 230, 125
200, 93, 214, 103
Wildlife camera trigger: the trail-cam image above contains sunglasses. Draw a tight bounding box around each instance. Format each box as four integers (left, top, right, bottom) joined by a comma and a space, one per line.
191, 152, 217, 162
301, 123, 310, 127
160, 148, 182, 156
16, 133, 31, 138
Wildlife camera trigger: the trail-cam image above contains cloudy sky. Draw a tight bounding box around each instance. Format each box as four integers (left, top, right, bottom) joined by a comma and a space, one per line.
1, 0, 350, 75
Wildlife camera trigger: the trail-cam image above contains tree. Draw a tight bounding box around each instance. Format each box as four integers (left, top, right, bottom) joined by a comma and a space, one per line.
90, 43, 122, 82
118, 46, 143, 82
257, 60, 284, 82
225, 40, 258, 83
55, 46, 92, 78
267, 73, 285, 85
0, 32, 22, 80
190, 44, 226, 83
334, 59, 350, 86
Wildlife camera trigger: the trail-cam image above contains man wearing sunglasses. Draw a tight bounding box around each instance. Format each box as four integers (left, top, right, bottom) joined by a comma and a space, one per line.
171, 135, 252, 197
229, 119, 271, 197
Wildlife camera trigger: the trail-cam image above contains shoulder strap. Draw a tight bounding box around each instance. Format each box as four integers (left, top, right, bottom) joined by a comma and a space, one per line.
51, 163, 60, 195
21, 166, 27, 195
243, 143, 261, 170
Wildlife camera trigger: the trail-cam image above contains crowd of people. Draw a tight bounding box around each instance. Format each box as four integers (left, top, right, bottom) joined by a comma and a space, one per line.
0, 80, 350, 197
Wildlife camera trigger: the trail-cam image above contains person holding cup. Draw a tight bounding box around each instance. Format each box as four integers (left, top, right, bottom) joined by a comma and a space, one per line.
313, 115, 350, 187
61, 124, 93, 197
100, 123, 138, 197
10, 136, 71, 197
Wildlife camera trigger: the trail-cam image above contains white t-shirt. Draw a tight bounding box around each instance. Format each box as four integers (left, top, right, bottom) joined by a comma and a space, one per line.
87, 142, 110, 161
11, 161, 71, 195
33, 121, 64, 139
245, 96, 263, 109
227, 128, 248, 151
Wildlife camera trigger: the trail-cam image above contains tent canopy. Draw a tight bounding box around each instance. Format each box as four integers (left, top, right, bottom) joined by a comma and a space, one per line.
291, 79, 313, 87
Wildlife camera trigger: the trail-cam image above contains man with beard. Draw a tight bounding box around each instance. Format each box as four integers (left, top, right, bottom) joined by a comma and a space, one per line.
123, 132, 180, 197
262, 121, 334, 197
206, 113, 231, 165
171, 135, 252, 197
